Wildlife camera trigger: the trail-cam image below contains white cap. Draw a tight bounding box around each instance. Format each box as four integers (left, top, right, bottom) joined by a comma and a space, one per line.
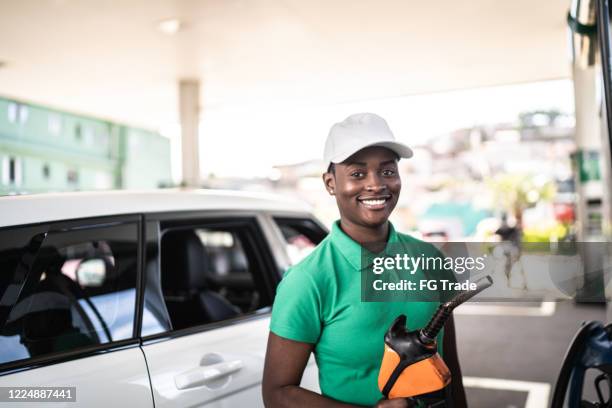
323, 113, 413, 166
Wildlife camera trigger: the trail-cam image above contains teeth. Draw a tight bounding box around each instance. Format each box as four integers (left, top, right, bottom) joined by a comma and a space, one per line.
362, 199, 385, 205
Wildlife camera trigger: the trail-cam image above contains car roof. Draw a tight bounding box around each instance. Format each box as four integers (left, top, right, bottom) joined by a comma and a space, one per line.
0, 189, 312, 228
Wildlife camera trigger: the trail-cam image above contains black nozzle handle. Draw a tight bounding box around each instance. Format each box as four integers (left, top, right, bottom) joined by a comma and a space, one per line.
420, 276, 493, 343
442, 275, 493, 309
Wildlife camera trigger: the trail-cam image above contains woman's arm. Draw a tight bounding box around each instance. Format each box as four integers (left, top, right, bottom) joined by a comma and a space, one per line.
443, 315, 468, 408
262, 332, 410, 408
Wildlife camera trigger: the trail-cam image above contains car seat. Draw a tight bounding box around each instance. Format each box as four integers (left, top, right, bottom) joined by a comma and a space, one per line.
161, 230, 240, 330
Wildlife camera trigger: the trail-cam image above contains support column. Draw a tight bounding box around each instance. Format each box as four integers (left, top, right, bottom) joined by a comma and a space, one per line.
179, 79, 200, 187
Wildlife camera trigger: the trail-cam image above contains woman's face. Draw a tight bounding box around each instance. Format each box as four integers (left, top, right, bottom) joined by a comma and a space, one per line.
323, 146, 401, 229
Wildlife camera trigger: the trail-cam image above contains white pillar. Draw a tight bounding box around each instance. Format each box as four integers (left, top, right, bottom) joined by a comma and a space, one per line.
179, 79, 200, 187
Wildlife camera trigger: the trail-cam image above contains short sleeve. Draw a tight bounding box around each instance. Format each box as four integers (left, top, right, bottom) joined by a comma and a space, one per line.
270, 267, 322, 344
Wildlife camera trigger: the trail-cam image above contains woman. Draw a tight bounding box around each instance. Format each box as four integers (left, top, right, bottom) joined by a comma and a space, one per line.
262, 113, 467, 408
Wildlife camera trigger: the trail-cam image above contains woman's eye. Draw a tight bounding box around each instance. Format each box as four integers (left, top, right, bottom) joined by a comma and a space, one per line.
351, 171, 365, 178
382, 169, 396, 176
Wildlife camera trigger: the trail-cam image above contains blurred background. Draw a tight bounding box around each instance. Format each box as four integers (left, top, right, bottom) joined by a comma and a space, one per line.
0, 2, 596, 244
1, 0, 612, 406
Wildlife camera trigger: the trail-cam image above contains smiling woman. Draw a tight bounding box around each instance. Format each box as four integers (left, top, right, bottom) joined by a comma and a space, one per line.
262, 113, 467, 408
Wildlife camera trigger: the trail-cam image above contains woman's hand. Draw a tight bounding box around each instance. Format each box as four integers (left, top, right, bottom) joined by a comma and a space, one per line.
373, 397, 415, 408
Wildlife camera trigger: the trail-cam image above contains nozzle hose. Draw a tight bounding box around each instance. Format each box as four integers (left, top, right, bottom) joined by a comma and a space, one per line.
420, 276, 493, 342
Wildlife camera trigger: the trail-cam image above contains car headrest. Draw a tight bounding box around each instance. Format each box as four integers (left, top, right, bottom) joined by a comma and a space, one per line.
161, 230, 209, 292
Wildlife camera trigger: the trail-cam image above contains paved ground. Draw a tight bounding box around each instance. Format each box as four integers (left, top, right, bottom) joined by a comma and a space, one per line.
454, 301, 607, 407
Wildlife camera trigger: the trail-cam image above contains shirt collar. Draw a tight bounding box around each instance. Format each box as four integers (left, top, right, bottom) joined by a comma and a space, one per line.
329, 220, 400, 271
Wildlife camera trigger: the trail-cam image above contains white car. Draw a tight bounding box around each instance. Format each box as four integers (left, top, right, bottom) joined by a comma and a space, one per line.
0, 190, 326, 407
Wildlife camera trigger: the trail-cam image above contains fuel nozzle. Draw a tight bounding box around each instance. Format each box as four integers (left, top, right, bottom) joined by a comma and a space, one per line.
379, 275, 493, 400
419, 276, 493, 344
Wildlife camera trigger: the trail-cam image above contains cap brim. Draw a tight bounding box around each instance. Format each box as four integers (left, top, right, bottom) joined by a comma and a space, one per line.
330, 141, 413, 164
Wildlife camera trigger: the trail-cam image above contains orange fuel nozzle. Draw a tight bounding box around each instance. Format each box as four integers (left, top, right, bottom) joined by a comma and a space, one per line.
378, 276, 493, 399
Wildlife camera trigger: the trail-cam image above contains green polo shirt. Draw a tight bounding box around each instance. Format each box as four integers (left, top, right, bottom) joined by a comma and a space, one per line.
270, 221, 447, 406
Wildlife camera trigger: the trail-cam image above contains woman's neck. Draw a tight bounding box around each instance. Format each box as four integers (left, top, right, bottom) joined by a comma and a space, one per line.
339, 218, 389, 252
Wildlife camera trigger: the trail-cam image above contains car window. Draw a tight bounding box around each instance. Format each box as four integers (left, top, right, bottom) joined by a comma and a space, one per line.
0, 221, 139, 367
273, 217, 327, 265
160, 220, 273, 331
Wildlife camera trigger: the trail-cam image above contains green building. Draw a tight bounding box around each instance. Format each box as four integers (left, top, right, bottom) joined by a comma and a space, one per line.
0, 97, 171, 195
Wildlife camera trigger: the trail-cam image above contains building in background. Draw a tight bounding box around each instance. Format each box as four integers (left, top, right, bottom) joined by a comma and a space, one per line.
0, 96, 171, 195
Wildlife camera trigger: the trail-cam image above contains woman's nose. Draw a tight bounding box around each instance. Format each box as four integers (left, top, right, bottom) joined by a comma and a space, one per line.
365, 173, 387, 192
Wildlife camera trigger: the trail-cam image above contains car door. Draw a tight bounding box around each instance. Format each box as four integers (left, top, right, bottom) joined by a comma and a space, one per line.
140, 213, 278, 408
0, 216, 153, 407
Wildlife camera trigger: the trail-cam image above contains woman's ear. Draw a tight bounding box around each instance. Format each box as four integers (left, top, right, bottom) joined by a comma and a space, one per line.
322, 172, 336, 195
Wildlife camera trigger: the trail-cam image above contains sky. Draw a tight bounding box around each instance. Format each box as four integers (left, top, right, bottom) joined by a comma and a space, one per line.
163, 79, 575, 181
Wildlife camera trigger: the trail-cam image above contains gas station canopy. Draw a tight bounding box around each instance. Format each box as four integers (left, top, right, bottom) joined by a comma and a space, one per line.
0, 0, 570, 129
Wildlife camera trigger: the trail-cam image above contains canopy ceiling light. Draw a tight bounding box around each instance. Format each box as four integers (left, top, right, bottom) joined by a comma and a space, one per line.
157, 18, 182, 35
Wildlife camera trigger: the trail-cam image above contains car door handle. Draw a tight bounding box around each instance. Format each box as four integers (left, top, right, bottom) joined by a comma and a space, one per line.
174, 359, 244, 390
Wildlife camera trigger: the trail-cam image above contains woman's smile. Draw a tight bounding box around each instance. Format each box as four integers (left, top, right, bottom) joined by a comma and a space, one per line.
358, 194, 392, 210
